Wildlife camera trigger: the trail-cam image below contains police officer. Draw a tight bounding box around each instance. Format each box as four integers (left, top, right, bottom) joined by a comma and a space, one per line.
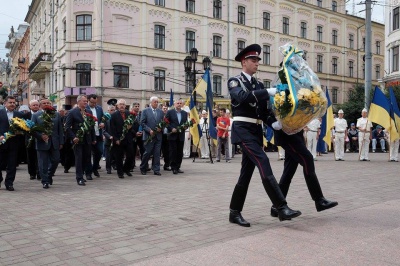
228, 44, 301, 227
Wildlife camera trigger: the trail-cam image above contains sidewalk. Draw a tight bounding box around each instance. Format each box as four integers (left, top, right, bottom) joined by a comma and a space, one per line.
0, 151, 398, 265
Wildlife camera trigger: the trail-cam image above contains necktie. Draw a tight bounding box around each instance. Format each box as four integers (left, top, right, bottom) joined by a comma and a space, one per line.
251, 77, 256, 88
81, 109, 86, 118
153, 109, 157, 120
121, 112, 126, 120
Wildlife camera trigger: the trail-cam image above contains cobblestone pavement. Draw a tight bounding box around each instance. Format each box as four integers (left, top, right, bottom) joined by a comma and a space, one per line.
0, 151, 399, 265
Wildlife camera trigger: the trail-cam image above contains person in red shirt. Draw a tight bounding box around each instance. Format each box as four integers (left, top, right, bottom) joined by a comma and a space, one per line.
216, 108, 231, 162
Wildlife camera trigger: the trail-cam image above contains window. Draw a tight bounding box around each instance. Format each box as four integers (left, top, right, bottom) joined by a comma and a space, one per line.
393, 46, 399, 72
349, 34, 354, 49
394, 7, 399, 31
213, 75, 222, 95
317, 26, 323, 42
76, 63, 91, 86
332, 1, 337, 12
186, 30, 195, 53
154, 25, 165, 49
238, 40, 245, 54
63, 20, 66, 44
300, 22, 307, 38
55, 29, 58, 50
113, 65, 129, 88
155, 0, 165, 6
375, 65, 380, 79
213, 0, 222, 19
62, 67, 66, 88
185, 72, 194, 93
317, 55, 323, 72
332, 88, 338, 104
154, 69, 165, 91
332, 30, 338, 45
363, 37, 365, 51
332, 57, 338, 75
263, 12, 270, 30
376, 41, 381, 54
283, 17, 289, 35
362, 63, 365, 78
349, 61, 354, 77
76, 15, 92, 41
317, 0, 322, 7
213, 36, 222, 57
186, 0, 195, 13
263, 80, 271, 88
263, 45, 271, 65
238, 6, 245, 25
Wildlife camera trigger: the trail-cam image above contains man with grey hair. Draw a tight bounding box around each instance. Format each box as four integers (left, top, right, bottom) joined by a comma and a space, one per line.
24, 99, 41, 180
140, 96, 164, 175
357, 108, 373, 161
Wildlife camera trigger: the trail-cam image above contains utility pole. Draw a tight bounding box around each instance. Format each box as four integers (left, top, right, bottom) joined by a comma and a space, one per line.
364, 0, 372, 109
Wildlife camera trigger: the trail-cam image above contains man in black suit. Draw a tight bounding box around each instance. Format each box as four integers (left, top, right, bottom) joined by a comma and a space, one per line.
130, 102, 144, 170
165, 99, 188, 175
103, 105, 115, 174
85, 94, 105, 177
161, 105, 171, 171
110, 99, 135, 179
227, 44, 301, 227
64, 95, 96, 186
0, 96, 24, 191
31, 98, 64, 189
23, 99, 41, 180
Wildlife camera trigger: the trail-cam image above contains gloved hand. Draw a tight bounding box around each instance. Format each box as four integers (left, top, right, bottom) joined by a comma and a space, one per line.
272, 120, 282, 130
266, 87, 277, 96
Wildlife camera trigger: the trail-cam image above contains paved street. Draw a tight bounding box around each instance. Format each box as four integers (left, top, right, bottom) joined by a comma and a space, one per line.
0, 151, 399, 265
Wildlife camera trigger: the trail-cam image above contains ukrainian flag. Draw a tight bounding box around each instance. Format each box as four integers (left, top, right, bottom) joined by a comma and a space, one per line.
189, 95, 202, 146
368, 86, 399, 140
389, 87, 400, 140
321, 89, 334, 150
204, 69, 217, 141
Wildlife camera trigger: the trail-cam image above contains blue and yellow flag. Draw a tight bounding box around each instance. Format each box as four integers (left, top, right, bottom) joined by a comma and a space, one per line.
189, 95, 202, 146
368, 86, 399, 140
321, 89, 334, 150
389, 87, 400, 141
203, 69, 217, 141
169, 89, 174, 107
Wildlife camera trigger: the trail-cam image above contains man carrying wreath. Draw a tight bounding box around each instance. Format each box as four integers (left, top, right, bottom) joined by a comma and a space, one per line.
31, 98, 64, 189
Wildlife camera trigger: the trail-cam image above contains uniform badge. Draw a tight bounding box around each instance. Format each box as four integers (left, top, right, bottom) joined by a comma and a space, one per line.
229, 80, 239, 88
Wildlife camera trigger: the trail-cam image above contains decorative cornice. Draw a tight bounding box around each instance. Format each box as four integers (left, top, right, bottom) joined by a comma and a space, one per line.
180, 16, 201, 25
314, 13, 327, 21
279, 3, 295, 12
346, 24, 357, 31
298, 41, 311, 48
149, 9, 172, 19
330, 48, 342, 54
260, 0, 276, 7
104, 0, 140, 12
234, 27, 250, 36
280, 37, 293, 43
346, 51, 357, 57
374, 57, 384, 64
330, 19, 342, 26
260, 33, 275, 41
209, 22, 227, 30
298, 9, 312, 17
315, 44, 327, 51
74, 0, 94, 4
374, 33, 385, 40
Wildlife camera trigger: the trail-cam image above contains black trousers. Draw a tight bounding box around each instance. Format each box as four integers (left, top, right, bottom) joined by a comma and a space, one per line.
161, 134, 170, 168
73, 143, 91, 181
169, 139, 184, 170
26, 145, 39, 178
132, 138, 145, 168
0, 144, 19, 187
113, 142, 134, 176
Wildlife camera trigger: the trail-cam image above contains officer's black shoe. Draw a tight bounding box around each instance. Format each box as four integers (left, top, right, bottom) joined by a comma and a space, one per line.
229, 209, 250, 227
270, 206, 279, 218
315, 197, 338, 212
277, 205, 302, 221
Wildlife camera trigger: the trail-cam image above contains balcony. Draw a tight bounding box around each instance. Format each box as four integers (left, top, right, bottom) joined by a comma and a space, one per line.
28, 53, 52, 81
30, 80, 44, 95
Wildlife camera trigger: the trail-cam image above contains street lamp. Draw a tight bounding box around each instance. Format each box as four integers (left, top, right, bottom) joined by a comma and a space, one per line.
183, 47, 212, 105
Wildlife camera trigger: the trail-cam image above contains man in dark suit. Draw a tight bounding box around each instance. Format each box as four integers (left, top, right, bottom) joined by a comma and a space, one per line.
0, 96, 24, 191
31, 98, 64, 189
140, 96, 164, 176
23, 99, 41, 180
110, 99, 135, 179
130, 102, 144, 170
166, 99, 188, 174
103, 105, 115, 174
227, 44, 301, 227
85, 94, 105, 177
161, 105, 171, 171
64, 95, 96, 186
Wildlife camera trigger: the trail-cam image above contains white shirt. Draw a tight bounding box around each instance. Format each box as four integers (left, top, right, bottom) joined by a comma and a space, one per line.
6, 109, 13, 121
199, 117, 209, 133
307, 119, 320, 131
90, 106, 99, 136
356, 117, 372, 132
334, 118, 347, 132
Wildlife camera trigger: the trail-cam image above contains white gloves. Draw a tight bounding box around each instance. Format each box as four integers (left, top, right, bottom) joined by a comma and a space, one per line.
272, 121, 282, 130
266, 87, 277, 96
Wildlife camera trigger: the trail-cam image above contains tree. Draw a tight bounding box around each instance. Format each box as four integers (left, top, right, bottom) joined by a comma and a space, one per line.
0, 86, 8, 101
336, 85, 370, 126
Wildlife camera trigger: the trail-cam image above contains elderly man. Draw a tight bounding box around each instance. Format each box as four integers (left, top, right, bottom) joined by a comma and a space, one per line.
103, 105, 116, 174
347, 123, 359, 152
23, 99, 41, 180
333, 109, 348, 161
372, 125, 387, 153
357, 108, 373, 161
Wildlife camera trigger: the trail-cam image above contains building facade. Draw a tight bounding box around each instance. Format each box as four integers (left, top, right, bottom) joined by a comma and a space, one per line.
383, 0, 400, 89
23, 0, 385, 109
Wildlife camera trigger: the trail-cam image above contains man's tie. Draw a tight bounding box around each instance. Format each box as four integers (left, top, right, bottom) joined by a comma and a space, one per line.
251, 77, 256, 89
121, 111, 126, 120
153, 109, 157, 120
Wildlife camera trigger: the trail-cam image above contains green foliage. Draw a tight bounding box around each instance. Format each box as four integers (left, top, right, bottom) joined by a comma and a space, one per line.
0, 86, 8, 100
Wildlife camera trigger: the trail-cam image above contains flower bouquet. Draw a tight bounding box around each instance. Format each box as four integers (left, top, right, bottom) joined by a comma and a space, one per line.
145, 117, 170, 145
120, 111, 137, 141
168, 118, 196, 137
28, 106, 57, 146
272, 43, 327, 135
0, 117, 33, 145
73, 112, 98, 148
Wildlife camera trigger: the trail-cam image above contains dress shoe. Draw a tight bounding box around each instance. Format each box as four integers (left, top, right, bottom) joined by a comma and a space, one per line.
270, 206, 279, 218
173, 169, 178, 175
140, 170, 147, 175
146, 167, 151, 171
216, 160, 220, 162
6, 186, 15, 191
64, 169, 69, 173
93, 170, 100, 177
82, 178, 87, 182
49, 178, 53, 185
77, 180, 86, 186
37, 176, 41, 180
177, 169, 184, 173
163, 166, 171, 171
43, 184, 49, 189
118, 175, 124, 179
107, 169, 112, 174
229, 210, 250, 227
86, 175, 93, 180
154, 171, 161, 176
125, 172, 132, 177
315, 197, 338, 212
30, 175, 36, 180
277, 205, 302, 221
